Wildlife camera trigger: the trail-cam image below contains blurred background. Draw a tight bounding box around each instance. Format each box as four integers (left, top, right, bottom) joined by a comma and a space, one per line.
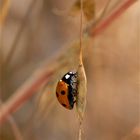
0, 0, 139, 140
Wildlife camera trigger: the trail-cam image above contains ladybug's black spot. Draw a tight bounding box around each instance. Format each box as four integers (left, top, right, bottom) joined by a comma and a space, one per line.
61, 90, 65, 95
56, 92, 59, 97
62, 103, 67, 107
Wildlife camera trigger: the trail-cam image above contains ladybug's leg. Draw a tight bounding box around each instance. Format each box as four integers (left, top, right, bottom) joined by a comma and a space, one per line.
73, 90, 78, 96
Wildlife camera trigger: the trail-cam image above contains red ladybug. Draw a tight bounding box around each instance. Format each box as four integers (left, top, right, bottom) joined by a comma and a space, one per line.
56, 71, 78, 109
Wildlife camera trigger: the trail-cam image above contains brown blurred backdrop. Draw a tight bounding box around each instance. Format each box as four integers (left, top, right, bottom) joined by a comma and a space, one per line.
0, 0, 139, 140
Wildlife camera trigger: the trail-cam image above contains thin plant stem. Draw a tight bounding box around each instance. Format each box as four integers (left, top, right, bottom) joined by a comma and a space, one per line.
8, 116, 23, 140
0, 100, 23, 140
78, 1, 84, 140
89, 0, 138, 37
0, 69, 53, 125
79, 0, 83, 64
4, 0, 37, 66
87, 0, 112, 31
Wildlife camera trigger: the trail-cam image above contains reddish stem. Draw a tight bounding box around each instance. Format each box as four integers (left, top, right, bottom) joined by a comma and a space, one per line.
0, 70, 53, 125
0, 100, 23, 140
89, 0, 138, 37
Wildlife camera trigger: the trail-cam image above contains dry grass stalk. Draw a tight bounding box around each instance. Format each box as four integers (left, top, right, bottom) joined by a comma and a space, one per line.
89, 0, 138, 37
0, 101, 23, 140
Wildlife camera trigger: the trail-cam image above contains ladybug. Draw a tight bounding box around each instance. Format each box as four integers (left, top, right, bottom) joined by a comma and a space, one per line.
56, 71, 78, 110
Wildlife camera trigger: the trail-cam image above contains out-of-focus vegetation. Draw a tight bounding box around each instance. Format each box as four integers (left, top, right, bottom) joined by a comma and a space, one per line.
0, 0, 139, 140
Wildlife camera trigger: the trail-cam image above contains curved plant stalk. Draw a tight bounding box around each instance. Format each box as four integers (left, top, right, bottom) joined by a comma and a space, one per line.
4, 0, 38, 66
0, 101, 23, 140
0, 67, 53, 125
76, 0, 87, 140
86, 0, 112, 32
77, 62, 87, 140
89, 0, 138, 37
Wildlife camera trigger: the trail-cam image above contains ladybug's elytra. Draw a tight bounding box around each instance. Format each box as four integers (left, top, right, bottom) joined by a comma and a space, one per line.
56, 71, 78, 110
